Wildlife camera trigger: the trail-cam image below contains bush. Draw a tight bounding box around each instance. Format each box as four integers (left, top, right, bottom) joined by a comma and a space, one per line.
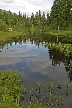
0, 19, 8, 31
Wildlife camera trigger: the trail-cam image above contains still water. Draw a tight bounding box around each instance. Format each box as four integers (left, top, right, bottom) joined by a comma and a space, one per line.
0, 36, 72, 107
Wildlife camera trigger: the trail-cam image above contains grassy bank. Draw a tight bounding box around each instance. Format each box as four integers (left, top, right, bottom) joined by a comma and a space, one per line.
44, 30, 72, 37
0, 70, 47, 108
0, 31, 26, 41
0, 70, 52, 108
0, 70, 24, 108
0, 29, 72, 42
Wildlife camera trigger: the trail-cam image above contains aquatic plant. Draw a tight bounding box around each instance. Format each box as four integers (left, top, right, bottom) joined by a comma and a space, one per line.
21, 79, 72, 108
46, 42, 72, 56
0, 70, 72, 108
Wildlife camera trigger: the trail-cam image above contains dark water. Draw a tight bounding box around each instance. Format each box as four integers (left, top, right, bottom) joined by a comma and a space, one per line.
0, 35, 72, 107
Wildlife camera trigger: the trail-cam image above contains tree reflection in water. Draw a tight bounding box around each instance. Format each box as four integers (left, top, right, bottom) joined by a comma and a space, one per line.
48, 48, 72, 82
0, 35, 72, 82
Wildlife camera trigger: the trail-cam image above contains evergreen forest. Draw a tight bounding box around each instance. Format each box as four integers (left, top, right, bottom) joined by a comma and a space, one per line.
0, 0, 72, 33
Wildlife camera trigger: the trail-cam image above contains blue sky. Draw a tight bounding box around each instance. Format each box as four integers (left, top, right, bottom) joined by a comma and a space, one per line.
0, 0, 54, 16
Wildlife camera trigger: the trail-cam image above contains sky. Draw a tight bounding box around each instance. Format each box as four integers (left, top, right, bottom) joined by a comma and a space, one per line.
0, 0, 54, 16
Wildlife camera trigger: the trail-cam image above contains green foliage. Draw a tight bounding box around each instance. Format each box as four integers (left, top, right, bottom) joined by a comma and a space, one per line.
43, 30, 72, 42
50, 0, 72, 30
0, 31, 24, 41
22, 80, 72, 108
0, 70, 24, 108
0, 70, 72, 108
47, 42, 72, 55
22, 101, 52, 108
0, 1, 72, 33
46, 42, 72, 78
0, 19, 8, 31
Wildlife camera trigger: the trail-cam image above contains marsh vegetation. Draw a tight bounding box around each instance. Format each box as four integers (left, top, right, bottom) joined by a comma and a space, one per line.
0, 0, 72, 107
0, 70, 72, 108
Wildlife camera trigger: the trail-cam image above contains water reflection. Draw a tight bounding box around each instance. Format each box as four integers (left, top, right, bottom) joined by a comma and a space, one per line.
0, 37, 46, 52
0, 34, 72, 51
0, 35, 72, 82
0, 35, 72, 107
48, 47, 72, 82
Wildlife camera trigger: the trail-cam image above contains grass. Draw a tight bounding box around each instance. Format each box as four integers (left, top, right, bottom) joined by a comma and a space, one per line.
44, 30, 72, 37
0, 29, 72, 43
0, 31, 26, 41
0, 70, 24, 108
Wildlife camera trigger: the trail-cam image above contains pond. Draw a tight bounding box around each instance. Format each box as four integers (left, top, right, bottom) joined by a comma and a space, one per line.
0, 35, 72, 107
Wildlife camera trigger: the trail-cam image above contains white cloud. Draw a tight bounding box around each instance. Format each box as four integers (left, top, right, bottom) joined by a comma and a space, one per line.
0, 0, 14, 3
0, 0, 54, 16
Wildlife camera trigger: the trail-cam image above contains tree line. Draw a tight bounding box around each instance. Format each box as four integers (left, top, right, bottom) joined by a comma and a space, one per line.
0, 0, 72, 32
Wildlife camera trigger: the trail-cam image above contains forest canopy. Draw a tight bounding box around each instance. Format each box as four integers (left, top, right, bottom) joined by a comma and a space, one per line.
0, 0, 72, 32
